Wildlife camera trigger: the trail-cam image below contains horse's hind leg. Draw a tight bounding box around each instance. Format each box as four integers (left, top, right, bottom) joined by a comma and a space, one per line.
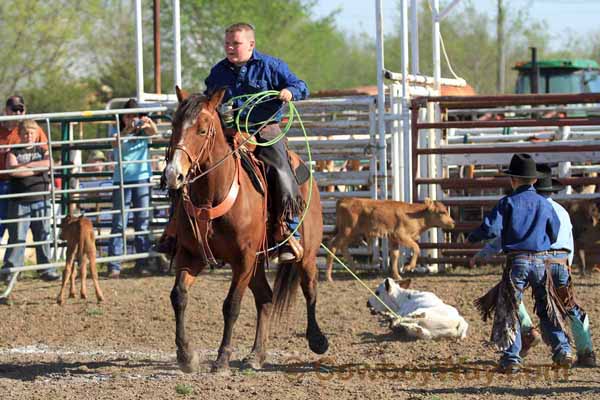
214, 256, 255, 372
298, 255, 329, 355
170, 269, 199, 373
242, 259, 273, 370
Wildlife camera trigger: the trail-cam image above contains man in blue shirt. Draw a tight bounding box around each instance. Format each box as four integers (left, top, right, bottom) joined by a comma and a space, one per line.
468, 153, 572, 373
204, 22, 309, 263
474, 164, 596, 368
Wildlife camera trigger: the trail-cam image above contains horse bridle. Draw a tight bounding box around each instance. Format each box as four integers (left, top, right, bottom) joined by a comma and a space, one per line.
169, 102, 264, 186
172, 108, 217, 185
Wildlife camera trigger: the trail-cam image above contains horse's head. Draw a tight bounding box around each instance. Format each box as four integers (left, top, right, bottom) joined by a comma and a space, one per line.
165, 86, 226, 189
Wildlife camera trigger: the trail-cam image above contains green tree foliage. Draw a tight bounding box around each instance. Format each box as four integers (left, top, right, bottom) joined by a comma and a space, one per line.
0, 0, 106, 112
178, 0, 375, 92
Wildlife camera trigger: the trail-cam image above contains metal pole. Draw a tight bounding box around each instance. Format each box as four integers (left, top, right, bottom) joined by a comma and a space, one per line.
432, 0, 441, 93
60, 122, 70, 219
391, 83, 402, 201
173, 0, 182, 89
369, 99, 380, 265
115, 117, 127, 257
44, 119, 59, 261
557, 126, 572, 194
375, 0, 388, 200
0, 106, 168, 123
153, 0, 162, 95
401, 0, 412, 203
430, 0, 441, 272
410, 0, 419, 75
135, 0, 144, 101
375, 0, 388, 270
496, 0, 505, 93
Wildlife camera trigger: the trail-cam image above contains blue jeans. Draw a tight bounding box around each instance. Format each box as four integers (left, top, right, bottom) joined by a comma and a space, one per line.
107, 180, 150, 272
0, 180, 9, 240
4, 199, 54, 274
502, 253, 572, 365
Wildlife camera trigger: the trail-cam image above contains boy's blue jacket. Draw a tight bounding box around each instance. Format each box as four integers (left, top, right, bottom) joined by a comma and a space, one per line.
467, 185, 560, 252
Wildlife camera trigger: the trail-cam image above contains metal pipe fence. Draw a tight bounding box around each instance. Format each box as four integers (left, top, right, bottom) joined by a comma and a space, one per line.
410, 93, 600, 267
0, 96, 385, 295
0, 108, 172, 298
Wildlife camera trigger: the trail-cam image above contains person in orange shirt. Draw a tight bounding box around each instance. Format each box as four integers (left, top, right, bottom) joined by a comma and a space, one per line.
0, 96, 27, 240
0, 96, 48, 247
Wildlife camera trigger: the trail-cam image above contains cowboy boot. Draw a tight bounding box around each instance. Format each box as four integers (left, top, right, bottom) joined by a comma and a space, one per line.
278, 215, 303, 263
570, 312, 596, 367
517, 302, 541, 357
520, 327, 542, 358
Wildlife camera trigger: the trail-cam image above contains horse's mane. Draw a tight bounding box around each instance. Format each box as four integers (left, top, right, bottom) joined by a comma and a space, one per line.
173, 93, 208, 127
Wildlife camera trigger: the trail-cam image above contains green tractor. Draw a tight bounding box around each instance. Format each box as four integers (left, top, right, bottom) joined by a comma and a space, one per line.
514, 58, 600, 94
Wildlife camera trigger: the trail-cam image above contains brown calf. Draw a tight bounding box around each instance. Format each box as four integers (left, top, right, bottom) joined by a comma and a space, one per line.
57, 215, 104, 305
326, 198, 455, 281
570, 200, 600, 275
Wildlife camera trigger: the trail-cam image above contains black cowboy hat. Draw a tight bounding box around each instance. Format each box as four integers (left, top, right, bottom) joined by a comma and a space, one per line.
502, 153, 538, 178
534, 164, 564, 193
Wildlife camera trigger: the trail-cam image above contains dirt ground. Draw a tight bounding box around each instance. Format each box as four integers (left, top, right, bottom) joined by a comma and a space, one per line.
0, 265, 599, 400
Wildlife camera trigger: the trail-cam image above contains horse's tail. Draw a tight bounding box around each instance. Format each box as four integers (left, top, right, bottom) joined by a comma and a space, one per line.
272, 262, 300, 324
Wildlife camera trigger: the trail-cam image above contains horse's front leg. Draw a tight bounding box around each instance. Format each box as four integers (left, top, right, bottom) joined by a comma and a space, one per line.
242, 257, 273, 370
298, 254, 329, 355
213, 255, 254, 372
171, 268, 199, 373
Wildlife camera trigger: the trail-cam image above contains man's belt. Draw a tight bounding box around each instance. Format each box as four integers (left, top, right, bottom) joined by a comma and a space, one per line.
506, 249, 568, 257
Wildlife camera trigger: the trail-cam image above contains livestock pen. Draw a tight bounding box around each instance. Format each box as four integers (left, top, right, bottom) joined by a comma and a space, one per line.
411, 93, 600, 268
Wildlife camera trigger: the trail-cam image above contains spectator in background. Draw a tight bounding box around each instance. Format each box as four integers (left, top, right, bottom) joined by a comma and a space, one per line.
0, 96, 26, 241
83, 150, 107, 173
0, 96, 49, 261
2, 119, 58, 281
106, 99, 160, 278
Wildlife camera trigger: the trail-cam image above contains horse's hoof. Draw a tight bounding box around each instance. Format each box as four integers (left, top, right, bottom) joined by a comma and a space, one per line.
177, 350, 200, 373
241, 353, 265, 370
308, 333, 329, 355
211, 359, 230, 374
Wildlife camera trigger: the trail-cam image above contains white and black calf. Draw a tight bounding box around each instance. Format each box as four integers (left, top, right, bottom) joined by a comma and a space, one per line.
368, 278, 468, 340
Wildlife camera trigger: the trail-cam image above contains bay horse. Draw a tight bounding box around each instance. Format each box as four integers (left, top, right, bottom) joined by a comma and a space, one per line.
164, 86, 328, 372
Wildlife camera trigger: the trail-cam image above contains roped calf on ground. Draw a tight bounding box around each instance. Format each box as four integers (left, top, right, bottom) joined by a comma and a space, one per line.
326, 198, 455, 281
367, 277, 469, 340
57, 215, 104, 305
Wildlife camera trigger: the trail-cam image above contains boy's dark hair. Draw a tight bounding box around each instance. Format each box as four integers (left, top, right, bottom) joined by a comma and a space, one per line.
511, 176, 537, 186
